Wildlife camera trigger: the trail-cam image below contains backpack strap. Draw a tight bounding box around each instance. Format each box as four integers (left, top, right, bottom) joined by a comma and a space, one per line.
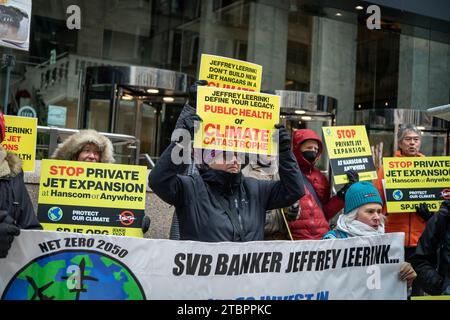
301, 172, 323, 211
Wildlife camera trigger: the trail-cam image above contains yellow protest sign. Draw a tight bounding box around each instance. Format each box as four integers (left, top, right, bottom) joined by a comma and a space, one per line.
411, 296, 450, 300
199, 54, 263, 92
322, 125, 377, 184
383, 156, 450, 213
1, 115, 37, 172
194, 86, 280, 155
37, 159, 148, 237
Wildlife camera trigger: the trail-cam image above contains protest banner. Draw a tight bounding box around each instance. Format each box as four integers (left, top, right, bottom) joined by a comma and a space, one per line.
0, 0, 31, 51
0, 230, 406, 300
194, 86, 280, 155
411, 296, 450, 300
199, 54, 263, 92
37, 159, 147, 237
1, 115, 36, 172
383, 156, 450, 213
322, 125, 377, 185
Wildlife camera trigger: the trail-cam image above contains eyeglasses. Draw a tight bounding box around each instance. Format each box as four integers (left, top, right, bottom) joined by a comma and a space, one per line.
403, 137, 420, 143
81, 146, 100, 155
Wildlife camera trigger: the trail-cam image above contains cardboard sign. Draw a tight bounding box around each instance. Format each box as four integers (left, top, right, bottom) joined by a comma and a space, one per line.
199, 54, 263, 92
383, 156, 450, 213
322, 125, 377, 184
194, 86, 280, 155
37, 159, 148, 237
2, 115, 36, 172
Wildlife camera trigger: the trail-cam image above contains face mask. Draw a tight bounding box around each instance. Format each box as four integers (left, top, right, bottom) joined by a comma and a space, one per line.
302, 151, 317, 162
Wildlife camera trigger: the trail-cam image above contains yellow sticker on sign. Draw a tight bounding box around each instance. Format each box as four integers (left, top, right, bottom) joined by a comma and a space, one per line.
199, 54, 263, 92
383, 156, 450, 213
194, 86, 280, 155
1, 115, 37, 172
38, 159, 148, 237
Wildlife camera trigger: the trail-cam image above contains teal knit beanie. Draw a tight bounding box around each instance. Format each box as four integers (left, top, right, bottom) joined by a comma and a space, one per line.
344, 182, 383, 214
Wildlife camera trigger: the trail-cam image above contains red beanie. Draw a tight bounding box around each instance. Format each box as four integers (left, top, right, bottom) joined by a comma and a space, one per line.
0, 112, 5, 143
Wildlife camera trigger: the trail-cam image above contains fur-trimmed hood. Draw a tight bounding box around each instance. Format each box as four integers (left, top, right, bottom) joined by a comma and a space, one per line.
0, 145, 23, 178
51, 129, 115, 163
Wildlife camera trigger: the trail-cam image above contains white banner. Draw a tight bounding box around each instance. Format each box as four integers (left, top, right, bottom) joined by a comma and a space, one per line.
0, 230, 406, 300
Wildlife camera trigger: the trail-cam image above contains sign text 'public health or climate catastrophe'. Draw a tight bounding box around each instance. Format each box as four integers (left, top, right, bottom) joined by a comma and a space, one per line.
194, 86, 280, 155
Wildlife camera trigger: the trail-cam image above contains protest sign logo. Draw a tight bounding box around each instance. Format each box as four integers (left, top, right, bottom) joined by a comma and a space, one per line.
48, 207, 63, 222
392, 190, 403, 201
441, 189, 450, 200
1, 250, 145, 300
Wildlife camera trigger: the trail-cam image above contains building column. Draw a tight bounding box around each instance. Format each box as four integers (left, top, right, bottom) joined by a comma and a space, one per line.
246, 0, 289, 90
397, 28, 450, 109
309, 16, 358, 125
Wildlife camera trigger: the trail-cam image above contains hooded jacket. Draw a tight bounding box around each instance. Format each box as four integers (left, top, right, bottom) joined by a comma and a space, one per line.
51, 129, 115, 163
148, 104, 305, 242
374, 150, 426, 247
0, 146, 41, 229
289, 129, 344, 240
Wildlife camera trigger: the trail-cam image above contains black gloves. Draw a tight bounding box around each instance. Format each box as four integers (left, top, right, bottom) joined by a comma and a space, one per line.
345, 169, 359, 184
415, 203, 433, 222
274, 124, 291, 153
188, 80, 208, 109
0, 211, 20, 258
285, 202, 300, 221
337, 170, 360, 199
142, 215, 151, 234
180, 113, 202, 142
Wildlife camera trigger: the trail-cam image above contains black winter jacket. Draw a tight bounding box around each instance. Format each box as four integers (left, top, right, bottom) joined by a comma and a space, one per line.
148, 105, 305, 242
410, 205, 450, 295
0, 172, 41, 229
0, 150, 41, 230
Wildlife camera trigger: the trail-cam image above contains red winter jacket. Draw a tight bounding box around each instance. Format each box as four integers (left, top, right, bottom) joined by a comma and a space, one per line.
288, 129, 344, 240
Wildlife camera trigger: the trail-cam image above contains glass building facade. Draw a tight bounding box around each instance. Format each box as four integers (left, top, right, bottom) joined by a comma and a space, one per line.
1, 0, 449, 163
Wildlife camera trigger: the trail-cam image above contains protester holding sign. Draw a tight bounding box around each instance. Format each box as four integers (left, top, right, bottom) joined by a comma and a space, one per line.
289, 129, 358, 240
410, 200, 450, 296
51, 129, 115, 163
323, 181, 417, 288
0, 111, 41, 258
149, 80, 305, 242
373, 124, 426, 295
51, 129, 150, 234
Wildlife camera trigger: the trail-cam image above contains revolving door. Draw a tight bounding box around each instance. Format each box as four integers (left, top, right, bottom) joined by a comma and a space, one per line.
80, 66, 189, 165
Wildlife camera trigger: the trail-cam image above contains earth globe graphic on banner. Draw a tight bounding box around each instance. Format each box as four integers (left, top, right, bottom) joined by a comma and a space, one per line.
1, 251, 145, 300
